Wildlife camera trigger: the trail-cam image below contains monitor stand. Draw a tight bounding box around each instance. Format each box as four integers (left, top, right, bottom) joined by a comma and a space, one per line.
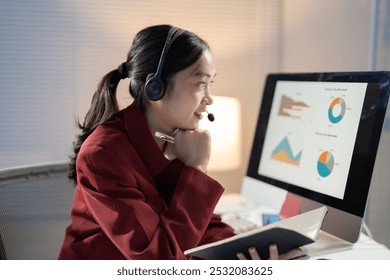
305, 230, 353, 257
300, 196, 363, 243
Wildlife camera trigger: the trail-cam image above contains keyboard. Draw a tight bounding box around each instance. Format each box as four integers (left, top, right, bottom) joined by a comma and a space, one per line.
222, 215, 259, 234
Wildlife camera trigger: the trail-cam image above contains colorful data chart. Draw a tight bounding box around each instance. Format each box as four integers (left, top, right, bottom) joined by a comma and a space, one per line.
328, 97, 346, 124
278, 95, 310, 119
317, 151, 334, 177
271, 137, 302, 166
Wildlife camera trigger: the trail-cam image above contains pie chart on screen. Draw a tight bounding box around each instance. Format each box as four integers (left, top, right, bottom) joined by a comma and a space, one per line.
328, 97, 346, 124
317, 151, 334, 177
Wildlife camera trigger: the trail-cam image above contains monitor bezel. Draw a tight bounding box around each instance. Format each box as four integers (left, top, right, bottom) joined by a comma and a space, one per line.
247, 71, 390, 218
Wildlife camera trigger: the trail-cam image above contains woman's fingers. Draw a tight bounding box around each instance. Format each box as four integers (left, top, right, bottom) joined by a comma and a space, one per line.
279, 247, 305, 260
237, 245, 304, 260
236, 245, 275, 260
248, 247, 261, 259
236, 252, 247, 260
268, 244, 279, 260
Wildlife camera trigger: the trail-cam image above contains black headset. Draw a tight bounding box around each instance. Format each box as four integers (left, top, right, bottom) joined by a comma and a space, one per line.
144, 27, 184, 101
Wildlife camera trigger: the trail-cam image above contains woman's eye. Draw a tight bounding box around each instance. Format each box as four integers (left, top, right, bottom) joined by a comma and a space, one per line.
197, 80, 214, 88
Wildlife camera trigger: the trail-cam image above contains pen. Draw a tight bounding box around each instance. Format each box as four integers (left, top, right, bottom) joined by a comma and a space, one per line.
154, 131, 175, 143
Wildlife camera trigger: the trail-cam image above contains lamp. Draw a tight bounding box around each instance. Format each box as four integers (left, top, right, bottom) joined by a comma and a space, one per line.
200, 96, 242, 171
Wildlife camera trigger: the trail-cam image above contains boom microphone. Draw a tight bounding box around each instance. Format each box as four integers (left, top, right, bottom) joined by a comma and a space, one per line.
206, 111, 215, 122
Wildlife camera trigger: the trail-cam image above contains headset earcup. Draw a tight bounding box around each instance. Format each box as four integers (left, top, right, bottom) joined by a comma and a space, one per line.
145, 75, 165, 101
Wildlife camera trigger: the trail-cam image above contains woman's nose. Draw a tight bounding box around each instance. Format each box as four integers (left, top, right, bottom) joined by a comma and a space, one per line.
204, 94, 213, 105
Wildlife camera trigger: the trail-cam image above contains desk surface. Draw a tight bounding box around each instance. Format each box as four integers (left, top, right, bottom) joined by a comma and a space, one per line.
216, 193, 390, 260
309, 232, 390, 260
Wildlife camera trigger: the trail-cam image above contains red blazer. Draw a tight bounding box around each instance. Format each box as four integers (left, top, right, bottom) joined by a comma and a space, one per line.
58, 103, 235, 259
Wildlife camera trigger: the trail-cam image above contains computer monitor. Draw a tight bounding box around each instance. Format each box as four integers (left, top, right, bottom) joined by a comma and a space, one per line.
242, 71, 390, 243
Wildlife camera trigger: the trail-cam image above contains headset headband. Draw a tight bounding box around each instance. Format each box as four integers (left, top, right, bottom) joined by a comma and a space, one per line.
144, 27, 184, 101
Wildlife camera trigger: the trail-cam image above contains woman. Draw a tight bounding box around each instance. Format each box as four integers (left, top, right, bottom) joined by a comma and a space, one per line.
59, 24, 301, 260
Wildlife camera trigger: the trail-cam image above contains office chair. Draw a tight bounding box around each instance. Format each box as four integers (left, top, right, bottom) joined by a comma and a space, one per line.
0, 233, 6, 260
0, 161, 75, 259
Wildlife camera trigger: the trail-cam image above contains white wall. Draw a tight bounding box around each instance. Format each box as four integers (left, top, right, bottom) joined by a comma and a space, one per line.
282, 0, 372, 72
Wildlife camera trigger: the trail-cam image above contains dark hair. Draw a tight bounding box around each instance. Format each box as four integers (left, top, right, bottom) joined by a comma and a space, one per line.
68, 24, 210, 184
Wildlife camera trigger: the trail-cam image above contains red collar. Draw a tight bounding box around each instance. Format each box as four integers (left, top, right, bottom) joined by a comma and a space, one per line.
118, 103, 171, 178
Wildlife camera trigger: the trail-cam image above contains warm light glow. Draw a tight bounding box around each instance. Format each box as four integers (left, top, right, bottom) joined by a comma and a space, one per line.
200, 96, 242, 171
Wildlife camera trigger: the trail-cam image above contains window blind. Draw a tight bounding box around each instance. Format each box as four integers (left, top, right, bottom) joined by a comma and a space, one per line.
0, 0, 282, 169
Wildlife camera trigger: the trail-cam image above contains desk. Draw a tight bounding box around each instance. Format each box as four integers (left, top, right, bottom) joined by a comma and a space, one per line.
308, 232, 390, 259
216, 193, 390, 260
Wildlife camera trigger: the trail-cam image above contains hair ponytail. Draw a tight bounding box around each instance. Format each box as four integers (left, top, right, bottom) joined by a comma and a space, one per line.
68, 68, 124, 184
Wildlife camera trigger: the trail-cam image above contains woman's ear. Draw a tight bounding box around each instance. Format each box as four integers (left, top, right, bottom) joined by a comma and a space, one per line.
145, 73, 155, 82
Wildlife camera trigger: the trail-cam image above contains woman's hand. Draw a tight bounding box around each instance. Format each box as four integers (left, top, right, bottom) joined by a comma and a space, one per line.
236, 245, 305, 260
172, 129, 211, 173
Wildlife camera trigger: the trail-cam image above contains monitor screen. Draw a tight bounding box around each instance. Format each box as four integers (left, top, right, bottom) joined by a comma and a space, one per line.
246, 72, 390, 242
